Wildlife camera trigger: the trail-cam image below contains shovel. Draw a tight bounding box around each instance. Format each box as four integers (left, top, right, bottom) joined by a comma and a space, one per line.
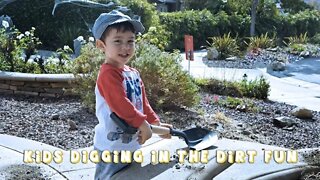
111, 112, 218, 150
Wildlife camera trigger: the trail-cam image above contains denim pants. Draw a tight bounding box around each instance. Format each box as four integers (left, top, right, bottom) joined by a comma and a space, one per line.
94, 148, 129, 180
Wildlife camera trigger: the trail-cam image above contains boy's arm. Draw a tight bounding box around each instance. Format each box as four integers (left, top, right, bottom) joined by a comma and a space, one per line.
141, 81, 160, 124
97, 69, 146, 128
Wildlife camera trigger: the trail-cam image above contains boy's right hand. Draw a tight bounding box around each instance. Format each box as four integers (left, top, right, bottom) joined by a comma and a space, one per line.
138, 120, 152, 145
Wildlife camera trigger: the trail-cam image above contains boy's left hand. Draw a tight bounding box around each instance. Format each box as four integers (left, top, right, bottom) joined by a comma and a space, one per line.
152, 122, 172, 139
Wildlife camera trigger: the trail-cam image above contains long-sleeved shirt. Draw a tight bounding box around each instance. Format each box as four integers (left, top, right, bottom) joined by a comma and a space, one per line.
94, 63, 159, 151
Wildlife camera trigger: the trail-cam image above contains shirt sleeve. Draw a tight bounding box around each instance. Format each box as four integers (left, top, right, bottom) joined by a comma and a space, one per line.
97, 68, 146, 128
141, 80, 160, 124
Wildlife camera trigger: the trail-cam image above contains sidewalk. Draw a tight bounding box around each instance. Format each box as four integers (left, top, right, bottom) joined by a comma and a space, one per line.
180, 51, 320, 112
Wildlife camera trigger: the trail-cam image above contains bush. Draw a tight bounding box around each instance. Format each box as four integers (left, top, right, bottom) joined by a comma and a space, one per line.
310, 33, 320, 45
239, 75, 270, 100
196, 75, 270, 100
207, 33, 240, 59
71, 42, 104, 111
130, 41, 199, 109
119, 0, 159, 32
160, 10, 218, 50
0, 27, 42, 73
71, 41, 199, 110
245, 33, 276, 50
1, 0, 115, 50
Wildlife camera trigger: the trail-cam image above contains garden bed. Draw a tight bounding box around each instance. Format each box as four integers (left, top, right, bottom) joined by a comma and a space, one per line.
1, 92, 319, 151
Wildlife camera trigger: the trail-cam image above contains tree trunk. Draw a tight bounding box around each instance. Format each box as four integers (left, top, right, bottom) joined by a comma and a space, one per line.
250, 0, 259, 36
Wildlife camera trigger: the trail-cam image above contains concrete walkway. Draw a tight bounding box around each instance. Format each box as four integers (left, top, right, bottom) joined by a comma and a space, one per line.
180, 50, 320, 111
0, 134, 312, 180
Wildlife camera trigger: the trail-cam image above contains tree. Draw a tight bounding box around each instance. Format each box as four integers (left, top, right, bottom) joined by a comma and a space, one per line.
281, 0, 313, 13
250, 0, 259, 36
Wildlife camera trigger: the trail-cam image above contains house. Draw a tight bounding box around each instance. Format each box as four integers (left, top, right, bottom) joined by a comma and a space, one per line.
148, 0, 183, 12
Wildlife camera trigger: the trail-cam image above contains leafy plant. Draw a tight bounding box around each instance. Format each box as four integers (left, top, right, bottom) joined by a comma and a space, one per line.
130, 41, 199, 109
196, 75, 270, 100
221, 96, 259, 112
71, 42, 104, 111
138, 25, 170, 51
0, 27, 41, 73
239, 74, 270, 100
284, 32, 309, 46
245, 32, 276, 50
207, 32, 240, 59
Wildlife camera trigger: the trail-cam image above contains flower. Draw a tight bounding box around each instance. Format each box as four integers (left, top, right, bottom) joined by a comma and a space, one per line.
17, 34, 24, 40
2, 20, 9, 28
76, 36, 84, 41
31, 27, 35, 30
63, 45, 70, 51
88, 37, 94, 42
27, 58, 34, 64
25, 31, 30, 36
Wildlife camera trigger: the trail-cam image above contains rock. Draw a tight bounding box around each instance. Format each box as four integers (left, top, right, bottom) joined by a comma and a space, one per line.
273, 116, 296, 128
299, 51, 310, 58
51, 114, 59, 120
291, 107, 314, 119
68, 119, 77, 130
271, 61, 286, 71
226, 56, 237, 61
236, 105, 247, 112
206, 47, 219, 60
242, 130, 251, 136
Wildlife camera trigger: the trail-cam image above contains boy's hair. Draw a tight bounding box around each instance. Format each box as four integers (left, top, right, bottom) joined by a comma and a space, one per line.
100, 21, 135, 41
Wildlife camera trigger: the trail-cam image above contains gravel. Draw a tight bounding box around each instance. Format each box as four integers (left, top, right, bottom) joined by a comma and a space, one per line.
1, 92, 319, 151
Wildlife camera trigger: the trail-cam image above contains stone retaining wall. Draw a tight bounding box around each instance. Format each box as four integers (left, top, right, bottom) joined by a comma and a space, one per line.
0, 71, 76, 97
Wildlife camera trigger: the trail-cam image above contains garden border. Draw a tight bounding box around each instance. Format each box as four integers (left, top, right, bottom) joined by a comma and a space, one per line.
0, 71, 75, 97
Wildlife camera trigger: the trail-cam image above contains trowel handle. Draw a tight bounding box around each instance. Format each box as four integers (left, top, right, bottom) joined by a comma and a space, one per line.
150, 125, 189, 144
150, 125, 171, 135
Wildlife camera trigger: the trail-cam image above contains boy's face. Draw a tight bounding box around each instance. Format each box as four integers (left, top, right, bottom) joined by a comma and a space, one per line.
96, 28, 135, 68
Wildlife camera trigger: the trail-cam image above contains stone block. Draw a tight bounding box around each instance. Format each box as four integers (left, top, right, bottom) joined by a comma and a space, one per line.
14, 90, 39, 96
9, 85, 18, 91
17, 86, 45, 93
9, 81, 25, 86
50, 82, 71, 88
44, 88, 64, 94
0, 83, 10, 90
0, 89, 13, 94
24, 82, 50, 88
39, 93, 57, 98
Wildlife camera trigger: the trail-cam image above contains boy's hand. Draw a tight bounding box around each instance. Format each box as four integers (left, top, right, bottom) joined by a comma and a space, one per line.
152, 122, 173, 139
138, 120, 152, 145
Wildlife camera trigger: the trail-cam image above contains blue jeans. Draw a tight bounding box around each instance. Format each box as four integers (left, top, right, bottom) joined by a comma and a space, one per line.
94, 148, 129, 180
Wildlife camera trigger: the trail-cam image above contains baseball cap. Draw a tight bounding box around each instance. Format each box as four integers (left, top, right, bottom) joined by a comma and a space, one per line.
92, 10, 145, 40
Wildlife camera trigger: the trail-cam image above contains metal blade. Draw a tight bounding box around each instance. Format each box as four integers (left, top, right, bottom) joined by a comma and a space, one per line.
190, 131, 219, 150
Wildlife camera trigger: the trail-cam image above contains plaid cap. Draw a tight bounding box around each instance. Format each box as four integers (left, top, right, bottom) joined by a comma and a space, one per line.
92, 10, 145, 39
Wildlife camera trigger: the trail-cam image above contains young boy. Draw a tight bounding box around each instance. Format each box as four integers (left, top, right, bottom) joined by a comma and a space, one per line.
92, 10, 171, 179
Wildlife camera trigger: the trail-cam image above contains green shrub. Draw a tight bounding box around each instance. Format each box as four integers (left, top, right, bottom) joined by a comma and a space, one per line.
221, 96, 259, 112
207, 33, 240, 59
130, 41, 199, 109
245, 33, 276, 50
71, 41, 199, 110
284, 32, 309, 46
71, 42, 104, 111
196, 75, 270, 100
239, 75, 270, 100
0, 27, 42, 73
120, 0, 159, 32
138, 25, 170, 51
1, 0, 114, 50
310, 33, 320, 44
196, 78, 243, 97
160, 10, 219, 50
